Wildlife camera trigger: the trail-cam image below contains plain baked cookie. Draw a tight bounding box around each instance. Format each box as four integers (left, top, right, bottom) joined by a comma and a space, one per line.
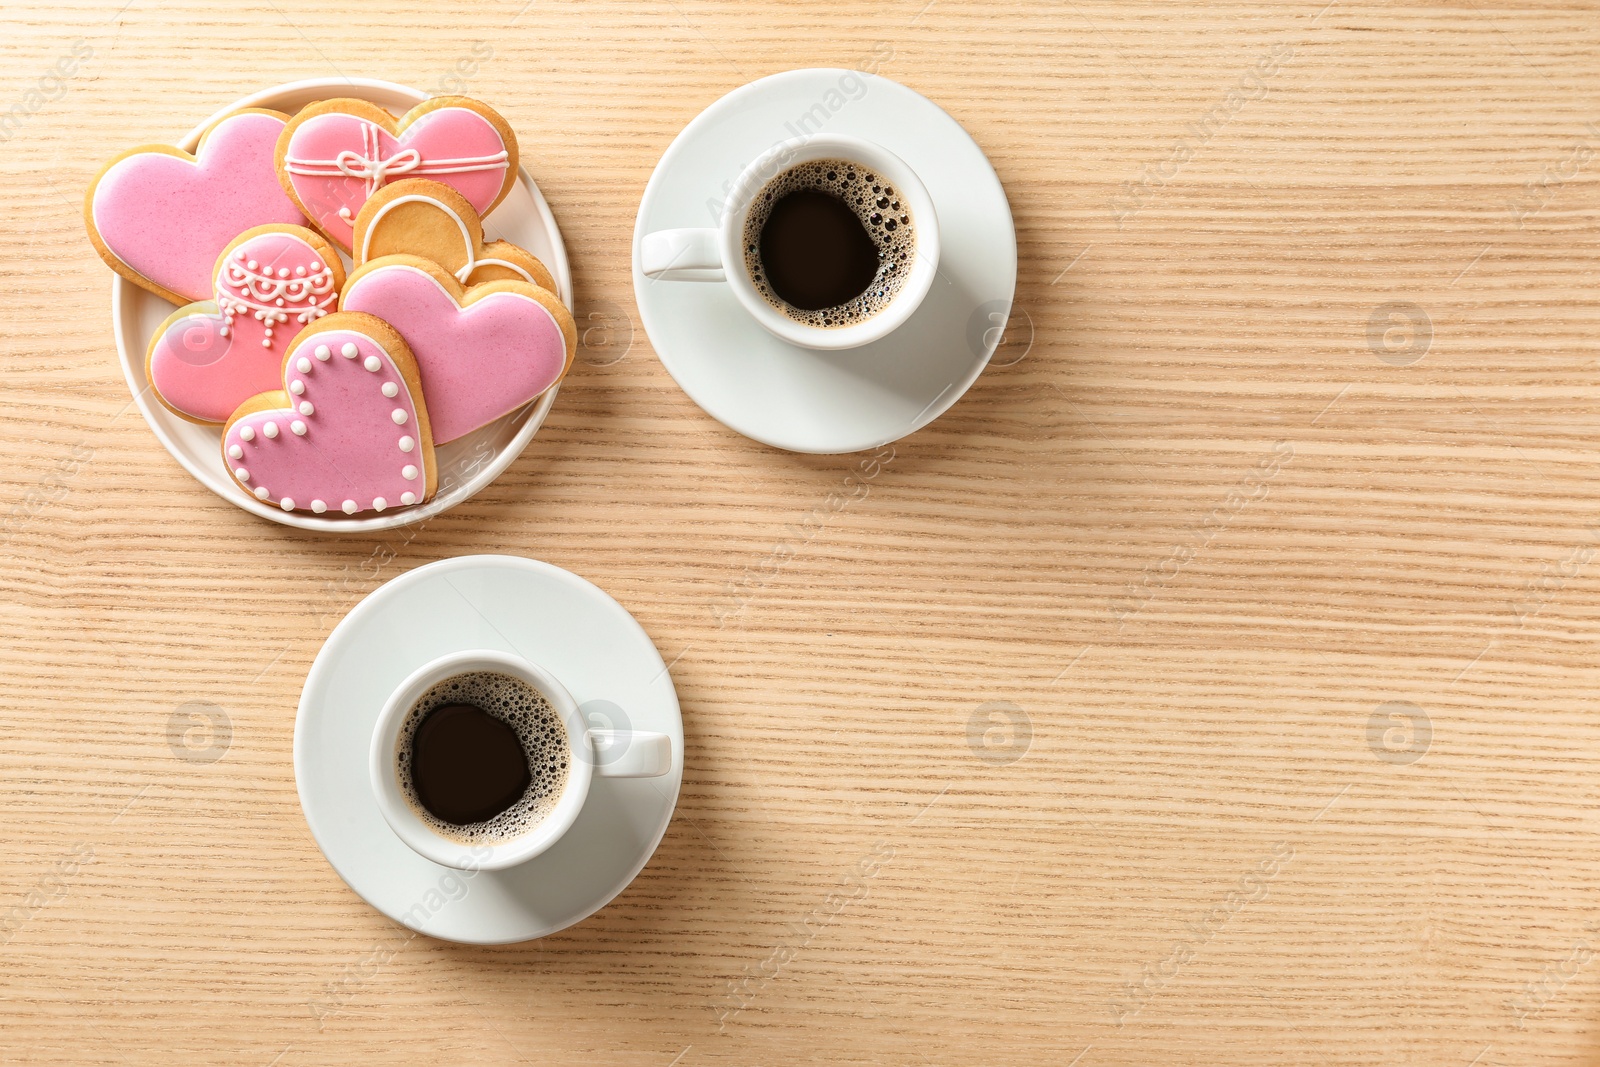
340, 254, 576, 444
221, 311, 437, 516
274, 96, 519, 252
351, 177, 556, 291
145, 224, 344, 424
84, 108, 307, 305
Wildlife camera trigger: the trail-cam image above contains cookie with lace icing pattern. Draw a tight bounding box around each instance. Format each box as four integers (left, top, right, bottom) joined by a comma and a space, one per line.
221, 312, 437, 516
275, 96, 518, 251
146, 224, 344, 424
351, 178, 556, 292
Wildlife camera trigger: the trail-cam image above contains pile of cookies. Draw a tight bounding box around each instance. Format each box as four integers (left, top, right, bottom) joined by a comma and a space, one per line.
84, 94, 576, 517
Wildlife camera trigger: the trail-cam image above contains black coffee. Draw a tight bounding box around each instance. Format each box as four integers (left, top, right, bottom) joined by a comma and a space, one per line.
409, 703, 530, 824
743, 158, 916, 328
397, 671, 568, 843
759, 190, 879, 310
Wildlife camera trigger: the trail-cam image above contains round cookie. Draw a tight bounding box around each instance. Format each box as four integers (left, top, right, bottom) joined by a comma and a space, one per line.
275, 96, 519, 251
339, 254, 576, 445
221, 312, 437, 516
351, 177, 556, 291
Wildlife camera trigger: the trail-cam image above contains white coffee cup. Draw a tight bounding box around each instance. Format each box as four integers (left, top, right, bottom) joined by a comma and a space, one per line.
370, 649, 672, 872
639, 133, 940, 351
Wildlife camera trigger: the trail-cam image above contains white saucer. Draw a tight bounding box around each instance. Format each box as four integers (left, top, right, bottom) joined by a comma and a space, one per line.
293, 555, 682, 944
113, 78, 573, 533
631, 69, 1017, 454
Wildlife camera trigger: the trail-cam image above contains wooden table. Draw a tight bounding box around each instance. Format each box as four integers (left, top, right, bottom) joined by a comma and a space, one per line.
3, 1, 1598, 1063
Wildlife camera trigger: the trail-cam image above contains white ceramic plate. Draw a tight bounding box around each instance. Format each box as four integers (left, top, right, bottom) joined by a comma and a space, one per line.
112, 78, 573, 532
631, 69, 1017, 454
294, 555, 683, 944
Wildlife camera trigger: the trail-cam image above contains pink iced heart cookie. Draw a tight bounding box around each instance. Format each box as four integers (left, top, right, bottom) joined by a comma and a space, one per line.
85, 109, 307, 305
340, 255, 576, 444
222, 313, 437, 516
146, 225, 344, 424
276, 96, 518, 251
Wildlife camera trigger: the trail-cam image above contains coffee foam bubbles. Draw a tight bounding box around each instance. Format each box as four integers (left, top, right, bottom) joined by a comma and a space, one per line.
397, 671, 568, 844
742, 158, 916, 328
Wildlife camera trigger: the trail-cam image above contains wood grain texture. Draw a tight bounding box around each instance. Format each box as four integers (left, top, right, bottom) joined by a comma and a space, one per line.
2, 0, 1600, 1063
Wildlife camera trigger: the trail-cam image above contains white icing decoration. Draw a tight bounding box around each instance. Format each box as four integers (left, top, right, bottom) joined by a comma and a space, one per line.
227, 445, 242, 460
281, 498, 295, 511
381, 381, 398, 398
402, 465, 418, 480
311, 500, 327, 513
373, 497, 387, 511
291, 420, 307, 435
398, 436, 414, 452
263, 422, 279, 439
361, 192, 474, 266
289, 380, 305, 395
215, 240, 335, 348
363, 356, 381, 372
299, 401, 314, 416
285, 118, 508, 195
338, 206, 352, 220
401, 491, 416, 505
341, 343, 359, 358
471, 258, 537, 284
357, 191, 537, 285
297, 357, 312, 373
254, 486, 269, 500
342, 500, 357, 514
234, 467, 249, 482
239, 426, 255, 442
391, 409, 408, 425
314, 344, 332, 360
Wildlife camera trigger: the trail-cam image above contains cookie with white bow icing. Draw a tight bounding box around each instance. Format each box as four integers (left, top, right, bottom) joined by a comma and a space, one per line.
145, 224, 344, 424
221, 312, 437, 516
351, 178, 556, 292
275, 96, 518, 252
340, 254, 576, 445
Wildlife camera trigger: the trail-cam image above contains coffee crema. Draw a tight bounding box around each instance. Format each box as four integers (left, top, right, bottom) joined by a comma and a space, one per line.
742, 158, 915, 328
396, 671, 568, 844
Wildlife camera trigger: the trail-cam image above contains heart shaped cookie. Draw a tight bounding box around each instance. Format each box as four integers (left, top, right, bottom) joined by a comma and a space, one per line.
340, 255, 576, 444
276, 96, 518, 251
352, 178, 556, 291
85, 109, 308, 305
146, 225, 344, 424
222, 312, 436, 516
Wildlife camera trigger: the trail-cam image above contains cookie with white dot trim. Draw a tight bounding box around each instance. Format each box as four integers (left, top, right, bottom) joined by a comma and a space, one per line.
145, 224, 344, 424
220, 312, 437, 516
340, 253, 576, 444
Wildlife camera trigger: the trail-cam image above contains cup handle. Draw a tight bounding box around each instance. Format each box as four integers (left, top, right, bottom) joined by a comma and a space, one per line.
589, 729, 673, 777
640, 228, 725, 282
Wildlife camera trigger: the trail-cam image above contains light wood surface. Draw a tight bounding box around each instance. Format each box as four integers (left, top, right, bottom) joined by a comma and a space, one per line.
3, 1, 1600, 1063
